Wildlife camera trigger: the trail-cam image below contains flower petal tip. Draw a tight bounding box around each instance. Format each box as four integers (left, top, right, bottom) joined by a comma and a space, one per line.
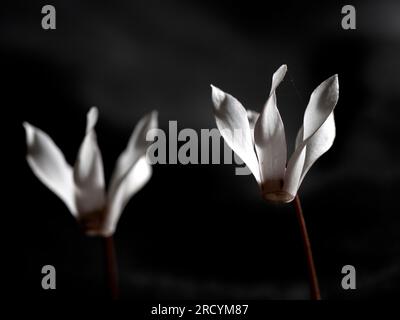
88, 106, 99, 119
278, 64, 288, 73
334, 74, 339, 87
22, 121, 31, 131
271, 65, 288, 89
150, 111, 158, 130
211, 85, 226, 108
86, 107, 99, 133
327, 74, 339, 96
23, 122, 34, 146
326, 74, 339, 88
150, 110, 158, 120
210, 84, 220, 93
144, 110, 158, 130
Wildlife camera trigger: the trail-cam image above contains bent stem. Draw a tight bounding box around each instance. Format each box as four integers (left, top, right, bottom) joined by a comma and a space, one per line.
293, 195, 321, 300
103, 235, 119, 300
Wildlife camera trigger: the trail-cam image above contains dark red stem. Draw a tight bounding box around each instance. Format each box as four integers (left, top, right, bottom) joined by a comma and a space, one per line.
103, 235, 119, 300
293, 195, 321, 300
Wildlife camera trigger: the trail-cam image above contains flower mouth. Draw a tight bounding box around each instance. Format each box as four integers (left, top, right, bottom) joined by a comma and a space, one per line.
262, 191, 295, 203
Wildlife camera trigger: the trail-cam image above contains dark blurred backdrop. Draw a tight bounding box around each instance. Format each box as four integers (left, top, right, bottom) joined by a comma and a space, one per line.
2, 0, 400, 299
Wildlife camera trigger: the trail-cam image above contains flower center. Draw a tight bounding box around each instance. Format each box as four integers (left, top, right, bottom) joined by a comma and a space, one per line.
261, 180, 294, 203
78, 207, 107, 236
262, 190, 295, 203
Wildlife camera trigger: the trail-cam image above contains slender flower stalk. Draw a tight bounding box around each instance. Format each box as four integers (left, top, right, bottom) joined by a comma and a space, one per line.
294, 195, 320, 300
211, 65, 339, 299
104, 236, 119, 300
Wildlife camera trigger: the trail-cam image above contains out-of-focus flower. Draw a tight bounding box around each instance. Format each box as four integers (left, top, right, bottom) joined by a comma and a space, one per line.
24, 107, 157, 236
211, 65, 339, 203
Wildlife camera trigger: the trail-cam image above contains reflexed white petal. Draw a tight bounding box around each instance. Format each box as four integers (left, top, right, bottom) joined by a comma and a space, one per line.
270, 65, 287, 95
284, 74, 339, 197
254, 65, 287, 192
74, 107, 106, 215
107, 111, 158, 226
211, 85, 261, 184
298, 112, 336, 185
24, 122, 77, 215
303, 75, 339, 140
103, 156, 152, 236
85, 107, 98, 134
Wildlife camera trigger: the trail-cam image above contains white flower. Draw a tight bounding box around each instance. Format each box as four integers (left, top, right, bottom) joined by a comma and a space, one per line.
211, 65, 339, 203
24, 107, 157, 236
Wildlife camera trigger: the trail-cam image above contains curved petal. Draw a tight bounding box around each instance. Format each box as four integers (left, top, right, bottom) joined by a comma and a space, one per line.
211, 85, 261, 184
103, 156, 152, 236
303, 75, 339, 140
106, 111, 158, 232
24, 122, 77, 215
254, 65, 287, 194
74, 107, 106, 215
284, 74, 339, 197
300, 113, 336, 185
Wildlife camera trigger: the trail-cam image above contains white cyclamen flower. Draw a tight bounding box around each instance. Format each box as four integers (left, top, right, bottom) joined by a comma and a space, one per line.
211, 65, 339, 203
24, 107, 157, 236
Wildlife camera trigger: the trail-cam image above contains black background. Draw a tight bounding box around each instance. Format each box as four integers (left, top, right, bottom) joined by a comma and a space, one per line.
2, 0, 399, 299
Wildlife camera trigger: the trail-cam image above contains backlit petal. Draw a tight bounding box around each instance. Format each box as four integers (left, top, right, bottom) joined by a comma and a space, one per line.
106, 111, 158, 234
254, 65, 287, 194
24, 122, 77, 215
211, 85, 261, 184
284, 74, 339, 197
74, 107, 106, 216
